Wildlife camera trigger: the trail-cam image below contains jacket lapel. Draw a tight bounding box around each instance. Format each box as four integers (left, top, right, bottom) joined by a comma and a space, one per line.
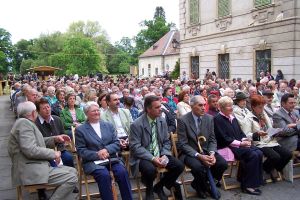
143, 114, 152, 136
187, 112, 198, 137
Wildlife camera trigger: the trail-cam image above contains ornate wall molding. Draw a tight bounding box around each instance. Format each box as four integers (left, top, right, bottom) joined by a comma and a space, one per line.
187, 24, 201, 36
251, 5, 275, 24
215, 16, 232, 31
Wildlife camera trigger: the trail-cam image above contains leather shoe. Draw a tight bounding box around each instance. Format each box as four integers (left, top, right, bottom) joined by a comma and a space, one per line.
73, 186, 79, 193
154, 183, 168, 200
191, 181, 207, 199
172, 182, 183, 200
37, 189, 48, 200
145, 186, 154, 200
242, 188, 261, 195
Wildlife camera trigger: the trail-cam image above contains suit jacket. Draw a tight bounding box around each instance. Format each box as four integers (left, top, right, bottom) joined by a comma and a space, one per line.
75, 120, 121, 175
8, 118, 56, 186
272, 107, 300, 151
60, 107, 86, 131
129, 113, 172, 176
177, 112, 217, 161
101, 108, 133, 136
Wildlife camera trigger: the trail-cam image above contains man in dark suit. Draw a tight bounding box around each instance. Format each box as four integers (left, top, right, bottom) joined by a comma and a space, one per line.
76, 101, 132, 200
129, 95, 184, 200
273, 93, 300, 152
177, 95, 227, 198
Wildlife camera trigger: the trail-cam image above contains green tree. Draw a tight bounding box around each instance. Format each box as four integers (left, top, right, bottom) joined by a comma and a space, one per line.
154, 6, 166, 20
171, 60, 180, 80
13, 39, 35, 72
62, 36, 104, 75
0, 28, 13, 74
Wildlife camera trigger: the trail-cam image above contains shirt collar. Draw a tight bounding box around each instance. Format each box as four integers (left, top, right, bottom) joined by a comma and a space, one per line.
192, 112, 202, 122
282, 107, 291, 115
38, 115, 54, 124
147, 114, 157, 124
219, 111, 235, 123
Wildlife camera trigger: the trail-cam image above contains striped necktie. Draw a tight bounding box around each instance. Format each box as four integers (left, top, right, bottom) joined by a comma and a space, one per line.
150, 121, 160, 157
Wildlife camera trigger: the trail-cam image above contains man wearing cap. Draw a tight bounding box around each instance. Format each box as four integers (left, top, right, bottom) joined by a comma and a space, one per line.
263, 89, 277, 121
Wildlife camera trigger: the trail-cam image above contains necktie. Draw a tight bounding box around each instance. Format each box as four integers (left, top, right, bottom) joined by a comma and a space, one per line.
150, 121, 160, 157
289, 112, 297, 123
197, 117, 201, 134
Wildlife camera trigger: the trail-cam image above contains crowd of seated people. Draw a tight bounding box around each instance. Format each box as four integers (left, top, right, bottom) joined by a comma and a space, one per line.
7, 71, 300, 200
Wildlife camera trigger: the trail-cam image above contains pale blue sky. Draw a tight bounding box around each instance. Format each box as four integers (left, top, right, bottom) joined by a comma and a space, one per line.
1, 0, 179, 44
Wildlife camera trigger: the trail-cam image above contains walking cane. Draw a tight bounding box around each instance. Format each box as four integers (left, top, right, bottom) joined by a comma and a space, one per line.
109, 158, 118, 200
197, 136, 220, 200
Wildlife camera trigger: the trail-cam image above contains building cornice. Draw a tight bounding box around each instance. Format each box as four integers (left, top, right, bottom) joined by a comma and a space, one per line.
180, 17, 299, 44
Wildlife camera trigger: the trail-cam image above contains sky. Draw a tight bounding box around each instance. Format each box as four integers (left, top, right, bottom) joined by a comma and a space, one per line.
0, 0, 179, 44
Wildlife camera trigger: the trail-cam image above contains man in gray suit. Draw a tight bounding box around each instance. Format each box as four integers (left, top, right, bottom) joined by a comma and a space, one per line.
177, 95, 227, 199
8, 101, 78, 200
130, 95, 184, 200
273, 93, 300, 152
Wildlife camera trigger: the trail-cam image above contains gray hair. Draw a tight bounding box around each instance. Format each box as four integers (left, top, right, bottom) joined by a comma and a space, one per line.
190, 95, 204, 106
83, 101, 99, 115
218, 96, 233, 109
17, 101, 36, 118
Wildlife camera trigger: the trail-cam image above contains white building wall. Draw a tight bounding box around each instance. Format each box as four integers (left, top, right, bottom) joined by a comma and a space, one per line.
179, 0, 300, 80
164, 55, 180, 72
138, 57, 163, 77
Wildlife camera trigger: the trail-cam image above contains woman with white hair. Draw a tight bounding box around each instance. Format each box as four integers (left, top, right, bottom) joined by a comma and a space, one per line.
214, 96, 264, 195
45, 86, 57, 106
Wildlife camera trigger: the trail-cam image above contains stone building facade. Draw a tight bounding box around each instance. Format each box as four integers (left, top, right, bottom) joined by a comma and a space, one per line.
179, 0, 300, 80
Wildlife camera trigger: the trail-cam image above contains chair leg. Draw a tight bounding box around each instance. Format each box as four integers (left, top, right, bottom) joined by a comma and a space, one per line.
17, 186, 22, 200
136, 177, 143, 200
83, 173, 91, 200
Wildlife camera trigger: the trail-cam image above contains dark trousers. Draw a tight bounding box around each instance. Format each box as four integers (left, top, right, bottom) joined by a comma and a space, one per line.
231, 146, 263, 189
139, 155, 184, 189
260, 146, 292, 173
49, 150, 74, 168
184, 153, 228, 192
91, 163, 132, 200
61, 150, 75, 167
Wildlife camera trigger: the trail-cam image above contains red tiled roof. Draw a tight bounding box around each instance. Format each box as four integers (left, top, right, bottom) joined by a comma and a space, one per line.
139, 30, 180, 58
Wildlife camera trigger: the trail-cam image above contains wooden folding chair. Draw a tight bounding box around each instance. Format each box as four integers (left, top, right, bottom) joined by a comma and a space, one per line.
217, 147, 240, 190
16, 184, 56, 200
170, 132, 196, 198
293, 151, 300, 179
221, 161, 240, 190
78, 157, 100, 200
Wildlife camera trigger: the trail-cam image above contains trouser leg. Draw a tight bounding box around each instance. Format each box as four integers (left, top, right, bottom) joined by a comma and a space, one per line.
48, 166, 77, 200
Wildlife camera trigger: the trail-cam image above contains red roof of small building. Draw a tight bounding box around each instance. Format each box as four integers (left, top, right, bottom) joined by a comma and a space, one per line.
139, 30, 180, 58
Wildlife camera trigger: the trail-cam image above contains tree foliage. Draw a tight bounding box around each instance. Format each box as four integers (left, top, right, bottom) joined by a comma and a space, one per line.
0, 28, 13, 73
171, 60, 180, 80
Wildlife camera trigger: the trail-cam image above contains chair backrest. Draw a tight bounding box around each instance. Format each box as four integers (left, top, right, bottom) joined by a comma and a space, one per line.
170, 132, 179, 158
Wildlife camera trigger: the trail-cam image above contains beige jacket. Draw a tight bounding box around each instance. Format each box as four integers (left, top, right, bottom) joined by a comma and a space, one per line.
233, 105, 279, 148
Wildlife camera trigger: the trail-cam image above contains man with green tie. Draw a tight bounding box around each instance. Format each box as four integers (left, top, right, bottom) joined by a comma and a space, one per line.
129, 95, 184, 200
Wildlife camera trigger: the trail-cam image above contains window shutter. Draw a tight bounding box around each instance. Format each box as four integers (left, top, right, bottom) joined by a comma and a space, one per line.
218, 0, 230, 18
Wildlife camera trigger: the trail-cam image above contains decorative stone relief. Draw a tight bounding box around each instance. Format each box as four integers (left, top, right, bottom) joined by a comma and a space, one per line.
252, 6, 274, 24
215, 16, 232, 31
188, 24, 201, 36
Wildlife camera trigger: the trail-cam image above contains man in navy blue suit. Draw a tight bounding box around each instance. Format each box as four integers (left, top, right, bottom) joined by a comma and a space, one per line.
76, 101, 132, 200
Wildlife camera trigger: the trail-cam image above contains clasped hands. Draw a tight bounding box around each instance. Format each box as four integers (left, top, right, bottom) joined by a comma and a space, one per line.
97, 149, 110, 160
197, 153, 216, 167
152, 155, 168, 168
